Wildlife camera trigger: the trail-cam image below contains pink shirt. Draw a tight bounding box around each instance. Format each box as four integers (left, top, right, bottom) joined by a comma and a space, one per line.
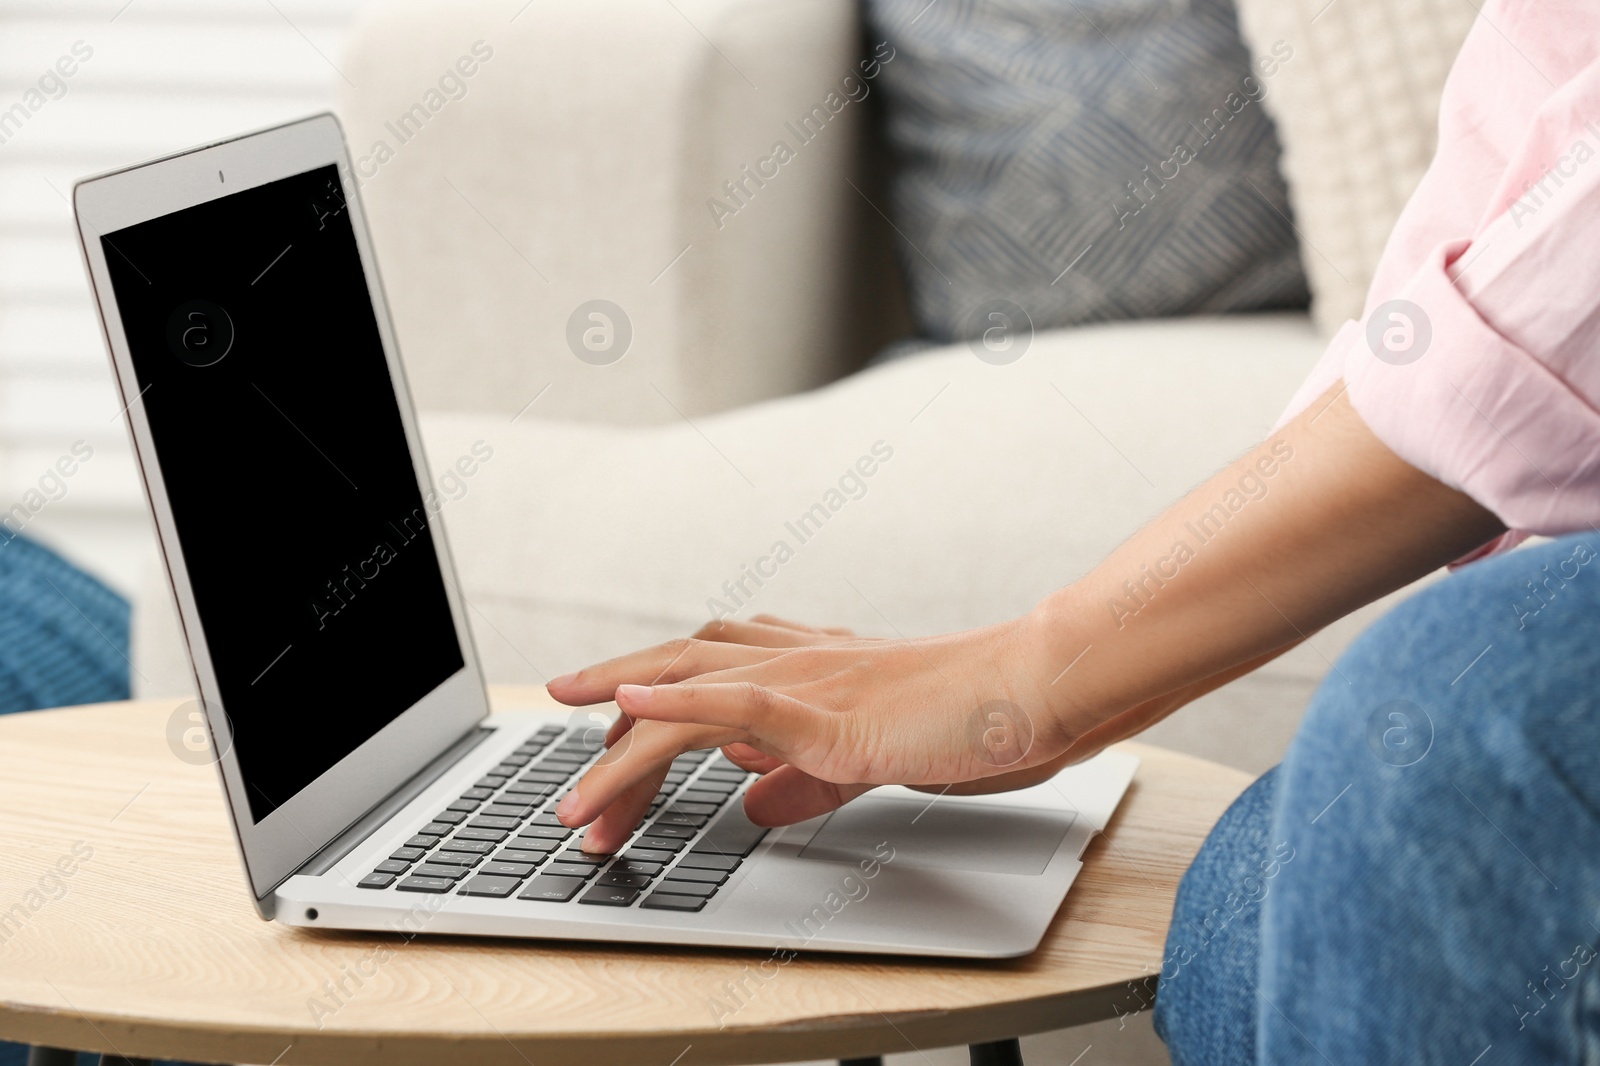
1279, 0, 1600, 553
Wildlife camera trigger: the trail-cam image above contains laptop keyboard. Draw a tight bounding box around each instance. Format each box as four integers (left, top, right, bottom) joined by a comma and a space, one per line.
354, 724, 769, 913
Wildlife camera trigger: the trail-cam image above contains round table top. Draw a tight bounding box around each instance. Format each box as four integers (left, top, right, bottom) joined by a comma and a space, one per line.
0, 687, 1249, 1066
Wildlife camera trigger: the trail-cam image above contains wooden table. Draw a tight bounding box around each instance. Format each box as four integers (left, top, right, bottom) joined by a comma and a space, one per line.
0, 687, 1249, 1066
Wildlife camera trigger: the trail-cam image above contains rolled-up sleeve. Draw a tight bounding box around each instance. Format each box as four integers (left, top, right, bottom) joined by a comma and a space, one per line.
1279, 0, 1600, 547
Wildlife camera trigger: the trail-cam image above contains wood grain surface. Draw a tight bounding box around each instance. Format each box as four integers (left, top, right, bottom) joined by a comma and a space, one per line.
0, 687, 1250, 1065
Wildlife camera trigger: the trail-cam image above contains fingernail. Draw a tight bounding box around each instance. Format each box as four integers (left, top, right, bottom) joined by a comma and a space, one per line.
555, 789, 580, 822
548, 672, 578, 688
617, 684, 654, 706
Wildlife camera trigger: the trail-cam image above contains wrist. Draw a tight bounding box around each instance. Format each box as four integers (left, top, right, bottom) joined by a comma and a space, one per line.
1018, 585, 1120, 745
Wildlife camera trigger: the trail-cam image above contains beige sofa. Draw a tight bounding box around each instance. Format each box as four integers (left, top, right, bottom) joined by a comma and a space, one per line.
130, 1, 1473, 1060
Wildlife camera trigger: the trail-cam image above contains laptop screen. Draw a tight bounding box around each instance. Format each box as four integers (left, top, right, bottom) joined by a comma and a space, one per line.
100, 163, 465, 824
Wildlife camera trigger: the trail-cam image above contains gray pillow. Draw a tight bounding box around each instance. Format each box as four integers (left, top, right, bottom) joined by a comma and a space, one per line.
865, 0, 1308, 345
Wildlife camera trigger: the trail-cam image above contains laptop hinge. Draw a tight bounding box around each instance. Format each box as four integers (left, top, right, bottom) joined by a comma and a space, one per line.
291, 724, 496, 880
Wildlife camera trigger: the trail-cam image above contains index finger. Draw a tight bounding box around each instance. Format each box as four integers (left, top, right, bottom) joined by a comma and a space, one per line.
557, 717, 744, 828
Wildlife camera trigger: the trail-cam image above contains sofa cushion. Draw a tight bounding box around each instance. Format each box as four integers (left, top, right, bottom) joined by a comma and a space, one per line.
864, 0, 1308, 346
1232, 0, 1477, 334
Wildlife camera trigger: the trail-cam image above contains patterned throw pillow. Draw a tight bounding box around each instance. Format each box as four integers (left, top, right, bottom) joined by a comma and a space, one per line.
865, 0, 1309, 345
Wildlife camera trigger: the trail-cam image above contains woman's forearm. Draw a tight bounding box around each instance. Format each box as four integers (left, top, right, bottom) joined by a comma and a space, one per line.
1023, 386, 1505, 737
551, 386, 1507, 837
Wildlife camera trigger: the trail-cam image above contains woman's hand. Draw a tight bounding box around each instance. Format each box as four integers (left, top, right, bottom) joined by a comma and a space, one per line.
547, 389, 1507, 854
547, 611, 1080, 853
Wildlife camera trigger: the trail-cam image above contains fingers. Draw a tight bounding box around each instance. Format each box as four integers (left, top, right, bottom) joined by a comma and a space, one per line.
748, 614, 858, 638
558, 717, 742, 827
613, 682, 818, 761
720, 742, 786, 775
604, 712, 633, 748
580, 765, 665, 854
692, 618, 853, 649
742, 765, 875, 826
546, 638, 782, 705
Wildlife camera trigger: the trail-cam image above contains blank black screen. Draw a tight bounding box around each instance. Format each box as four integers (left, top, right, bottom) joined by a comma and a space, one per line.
103, 163, 464, 823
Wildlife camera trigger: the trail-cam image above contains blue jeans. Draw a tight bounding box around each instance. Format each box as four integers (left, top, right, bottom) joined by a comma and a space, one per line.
1154, 532, 1600, 1065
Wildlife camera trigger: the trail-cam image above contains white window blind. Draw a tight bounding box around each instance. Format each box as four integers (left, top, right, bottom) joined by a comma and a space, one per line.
0, 0, 369, 596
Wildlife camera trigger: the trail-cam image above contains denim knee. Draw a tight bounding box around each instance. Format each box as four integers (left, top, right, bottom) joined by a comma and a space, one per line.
1155, 767, 1289, 1064
1258, 533, 1600, 1064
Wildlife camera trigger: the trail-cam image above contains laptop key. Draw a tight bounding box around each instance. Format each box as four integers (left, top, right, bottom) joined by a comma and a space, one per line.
520, 770, 572, 784
483, 803, 537, 818
644, 823, 696, 840
517, 825, 571, 840
459, 874, 521, 898
544, 862, 600, 879
404, 835, 440, 850
675, 852, 739, 872
687, 779, 739, 795
456, 827, 509, 843
677, 790, 729, 807
663, 866, 728, 884
498, 752, 532, 767
359, 872, 396, 889
432, 810, 468, 824
640, 892, 707, 912
621, 848, 676, 865
390, 847, 426, 862
441, 838, 496, 854
509, 835, 562, 852
481, 861, 536, 879
423, 851, 482, 867
474, 775, 508, 790
580, 884, 641, 907
447, 799, 481, 813
654, 811, 708, 829
461, 787, 496, 800
470, 815, 521, 831
374, 859, 411, 874
416, 822, 453, 837
692, 807, 769, 858
669, 802, 718, 817
553, 850, 610, 865
518, 875, 587, 902
658, 879, 718, 898
397, 876, 455, 893
609, 859, 664, 877
495, 848, 549, 866
635, 836, 687, 853
525, 812, 566, 827
502, 781, 554, 796
414, 864, 469, 880
597, 871, 652, 889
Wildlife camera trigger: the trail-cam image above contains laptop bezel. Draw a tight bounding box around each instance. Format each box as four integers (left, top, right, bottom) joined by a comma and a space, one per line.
73, 113, 490, 915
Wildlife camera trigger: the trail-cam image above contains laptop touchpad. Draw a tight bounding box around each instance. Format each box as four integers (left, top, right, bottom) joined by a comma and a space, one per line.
796, 797, 1076, 876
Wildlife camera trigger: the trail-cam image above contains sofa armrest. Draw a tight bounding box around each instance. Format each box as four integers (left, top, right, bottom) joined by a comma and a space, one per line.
338, 0, 909, 424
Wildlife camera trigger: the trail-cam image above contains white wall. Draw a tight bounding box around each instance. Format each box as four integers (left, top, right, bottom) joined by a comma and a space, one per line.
0, 0, 369, 596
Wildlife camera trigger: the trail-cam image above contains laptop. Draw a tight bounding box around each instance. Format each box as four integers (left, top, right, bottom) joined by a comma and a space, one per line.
73, 113, 1137, 958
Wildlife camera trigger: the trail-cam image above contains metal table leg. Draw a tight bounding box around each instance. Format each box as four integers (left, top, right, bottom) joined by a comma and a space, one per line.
969, 1038, 1024, 1066
26, 1050, 78, 1066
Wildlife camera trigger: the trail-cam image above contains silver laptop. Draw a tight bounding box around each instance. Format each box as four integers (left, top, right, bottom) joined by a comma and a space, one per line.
74, 113, 1137, 959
